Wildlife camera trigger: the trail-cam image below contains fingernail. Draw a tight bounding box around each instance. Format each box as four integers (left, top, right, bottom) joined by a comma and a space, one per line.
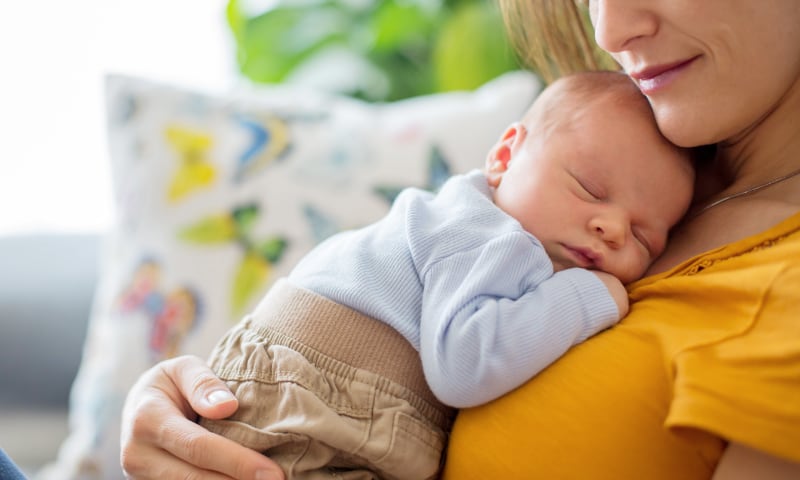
205, 389, 235, 406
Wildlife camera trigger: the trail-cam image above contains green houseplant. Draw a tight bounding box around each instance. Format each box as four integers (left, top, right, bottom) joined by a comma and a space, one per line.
226, 0, 521, 101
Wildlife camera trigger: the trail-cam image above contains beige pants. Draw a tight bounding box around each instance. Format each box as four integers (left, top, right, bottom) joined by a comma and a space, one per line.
200, 280, 455, 480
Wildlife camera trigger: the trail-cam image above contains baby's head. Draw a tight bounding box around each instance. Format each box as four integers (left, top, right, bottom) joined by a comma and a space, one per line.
486, 71, 694, 283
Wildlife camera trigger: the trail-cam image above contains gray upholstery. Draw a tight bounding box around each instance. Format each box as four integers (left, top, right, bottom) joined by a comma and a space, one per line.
0, 233, 101, 472
0, 233, 100, 407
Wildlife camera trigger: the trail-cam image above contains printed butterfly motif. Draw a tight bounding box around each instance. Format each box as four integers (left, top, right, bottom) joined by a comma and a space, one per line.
164, 124, 217, 202
302, 204, 340, 244
373, 145, 452, 204
110, 92, 137, 126
115, 259, 202, 361
179, 204, 288, 315
233, 114, 292, 183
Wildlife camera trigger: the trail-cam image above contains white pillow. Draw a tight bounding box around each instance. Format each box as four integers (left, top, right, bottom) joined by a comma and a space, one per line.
40, 71, 541, 479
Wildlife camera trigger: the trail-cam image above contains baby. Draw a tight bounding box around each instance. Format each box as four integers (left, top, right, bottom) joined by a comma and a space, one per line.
200, 71, 695, 479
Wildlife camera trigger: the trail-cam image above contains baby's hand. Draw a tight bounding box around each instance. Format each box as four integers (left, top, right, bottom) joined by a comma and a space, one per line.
592, 271, 629, 318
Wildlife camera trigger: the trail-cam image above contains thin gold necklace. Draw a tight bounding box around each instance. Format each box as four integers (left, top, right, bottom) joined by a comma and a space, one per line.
691, 166, 800, 218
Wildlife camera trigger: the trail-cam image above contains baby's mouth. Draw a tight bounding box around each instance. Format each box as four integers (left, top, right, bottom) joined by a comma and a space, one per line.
562, 245, 599, 269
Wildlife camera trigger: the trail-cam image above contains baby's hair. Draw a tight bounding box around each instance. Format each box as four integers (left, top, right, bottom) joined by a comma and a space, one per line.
522, 70, 694, 178
524, 71, 654, 133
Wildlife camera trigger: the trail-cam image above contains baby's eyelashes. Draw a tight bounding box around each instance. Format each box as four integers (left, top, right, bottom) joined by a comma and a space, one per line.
633, 226, 662, 259
574, 175, 604, 200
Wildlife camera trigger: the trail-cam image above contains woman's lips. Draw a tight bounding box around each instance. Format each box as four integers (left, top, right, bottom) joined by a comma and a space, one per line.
629, 57, 698, 94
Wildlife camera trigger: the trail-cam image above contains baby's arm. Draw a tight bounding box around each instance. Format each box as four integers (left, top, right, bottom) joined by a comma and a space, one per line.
418, 232, 621, 408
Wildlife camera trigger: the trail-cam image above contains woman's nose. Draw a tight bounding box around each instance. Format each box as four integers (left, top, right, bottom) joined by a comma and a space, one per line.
590, 0, 659, 54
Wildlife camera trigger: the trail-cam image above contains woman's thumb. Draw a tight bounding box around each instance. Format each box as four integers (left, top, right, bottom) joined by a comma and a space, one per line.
198, 386, 238, 419
166, 355, 239, 419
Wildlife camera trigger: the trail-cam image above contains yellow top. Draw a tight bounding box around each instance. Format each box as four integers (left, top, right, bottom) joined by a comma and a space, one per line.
443, 212, 800, 479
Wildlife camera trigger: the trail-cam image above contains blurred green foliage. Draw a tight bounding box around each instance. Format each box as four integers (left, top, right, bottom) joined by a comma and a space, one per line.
226, 0, 521, 101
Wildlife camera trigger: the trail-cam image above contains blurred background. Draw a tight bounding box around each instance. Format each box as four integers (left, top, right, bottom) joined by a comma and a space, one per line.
0, 0, 234, 235
0, 2, 236, 471
0, 0, 520, 474
0, 0, 518, 236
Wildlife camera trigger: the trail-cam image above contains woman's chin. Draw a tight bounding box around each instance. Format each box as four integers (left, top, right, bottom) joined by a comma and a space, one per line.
653, 108, 720, 148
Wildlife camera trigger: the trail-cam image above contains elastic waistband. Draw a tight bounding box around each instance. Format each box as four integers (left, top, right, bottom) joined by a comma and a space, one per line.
246, 279, 455, 429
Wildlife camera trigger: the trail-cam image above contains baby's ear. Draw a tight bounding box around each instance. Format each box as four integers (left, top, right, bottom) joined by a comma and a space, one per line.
485, 123, 524, 187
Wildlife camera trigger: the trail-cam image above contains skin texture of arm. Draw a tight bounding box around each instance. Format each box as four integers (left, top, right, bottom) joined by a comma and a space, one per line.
714, 443, 800, 480
120, 355, 285, 480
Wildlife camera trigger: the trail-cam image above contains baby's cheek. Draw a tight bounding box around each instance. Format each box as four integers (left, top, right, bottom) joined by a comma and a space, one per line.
606, 255, 640, 285
629, 256, 651, 283
550, 258, 568, 274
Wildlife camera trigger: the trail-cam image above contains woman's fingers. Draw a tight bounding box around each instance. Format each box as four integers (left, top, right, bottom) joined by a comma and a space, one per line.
159, 355, 240, 419
121, 443, 234, 480
121, 355, 285, 480
157, 415, 285, 480
123, 396, 282, 480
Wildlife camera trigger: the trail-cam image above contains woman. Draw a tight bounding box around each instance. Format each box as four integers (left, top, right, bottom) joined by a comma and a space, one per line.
120, 0, 800, 478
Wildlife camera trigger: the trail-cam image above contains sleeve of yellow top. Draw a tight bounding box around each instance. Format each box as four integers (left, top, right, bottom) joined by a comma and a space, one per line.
667, 262, 800, 464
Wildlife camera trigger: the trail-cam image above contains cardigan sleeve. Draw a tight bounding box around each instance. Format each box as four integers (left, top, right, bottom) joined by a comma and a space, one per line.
417, 231, 619, 408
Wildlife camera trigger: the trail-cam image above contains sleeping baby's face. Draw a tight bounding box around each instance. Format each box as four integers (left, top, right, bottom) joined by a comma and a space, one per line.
488, 90, 693, 284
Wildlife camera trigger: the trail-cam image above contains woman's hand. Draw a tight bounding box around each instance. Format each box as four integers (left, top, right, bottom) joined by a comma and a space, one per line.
120, 355, 285, 480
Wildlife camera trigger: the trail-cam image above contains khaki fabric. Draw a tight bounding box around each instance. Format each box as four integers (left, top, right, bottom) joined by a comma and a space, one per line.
201, 280, 454, 480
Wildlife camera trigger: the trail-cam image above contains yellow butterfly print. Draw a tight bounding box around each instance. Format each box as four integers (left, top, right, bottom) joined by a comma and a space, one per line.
164, 124, 217, 202
179, 205, 288, 315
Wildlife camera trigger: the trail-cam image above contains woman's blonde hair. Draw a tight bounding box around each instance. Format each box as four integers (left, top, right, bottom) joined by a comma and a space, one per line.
499, 0, 618, 83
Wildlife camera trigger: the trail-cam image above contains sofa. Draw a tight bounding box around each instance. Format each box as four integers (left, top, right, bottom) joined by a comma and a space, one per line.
0, 233, 99, 474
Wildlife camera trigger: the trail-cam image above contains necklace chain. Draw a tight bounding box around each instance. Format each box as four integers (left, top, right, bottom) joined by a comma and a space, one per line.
692, 166, 800, 218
